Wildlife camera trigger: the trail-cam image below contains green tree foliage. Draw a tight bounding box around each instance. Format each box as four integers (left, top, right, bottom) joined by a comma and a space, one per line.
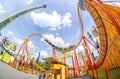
38, 62, 50, 70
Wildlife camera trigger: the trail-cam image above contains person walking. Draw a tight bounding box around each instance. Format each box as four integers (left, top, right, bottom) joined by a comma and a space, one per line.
54, 72, 57, 79
42, 72, 45, 79
38, 70, 42, 79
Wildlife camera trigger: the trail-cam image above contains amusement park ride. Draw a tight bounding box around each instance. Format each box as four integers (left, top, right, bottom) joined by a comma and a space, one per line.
0, 0, 120, 79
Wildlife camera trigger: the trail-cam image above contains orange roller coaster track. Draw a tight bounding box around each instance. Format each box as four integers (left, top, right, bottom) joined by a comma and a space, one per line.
1, 0, 120, 70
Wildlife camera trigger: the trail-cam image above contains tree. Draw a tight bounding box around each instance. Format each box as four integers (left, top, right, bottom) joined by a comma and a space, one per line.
38, 62, 50, 70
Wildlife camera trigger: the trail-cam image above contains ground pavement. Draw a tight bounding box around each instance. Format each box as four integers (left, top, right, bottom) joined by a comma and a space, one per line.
0, 60, 92, 79
0, 61, 39, 79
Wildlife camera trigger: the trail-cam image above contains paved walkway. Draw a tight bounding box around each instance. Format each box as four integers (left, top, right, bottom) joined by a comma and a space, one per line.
0, 61, 39, 79
0, 60, 92, 79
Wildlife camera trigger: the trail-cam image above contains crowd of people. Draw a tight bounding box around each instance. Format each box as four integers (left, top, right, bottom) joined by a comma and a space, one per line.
39, 70, 57, 79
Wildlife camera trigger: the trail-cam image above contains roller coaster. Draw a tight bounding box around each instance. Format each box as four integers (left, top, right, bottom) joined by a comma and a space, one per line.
0, 0, 120, 79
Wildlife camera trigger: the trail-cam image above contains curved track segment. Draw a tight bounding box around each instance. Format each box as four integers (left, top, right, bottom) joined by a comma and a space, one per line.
0, 4, 46, 30
25, 33, 81, 71
0, 3, 83, 71
25, 33, 81, 68
81, 0, 120, 69
81, 0, 108, 68
25, 34, 46, 71
98, 1, 120, 69
0, 3, 83, 53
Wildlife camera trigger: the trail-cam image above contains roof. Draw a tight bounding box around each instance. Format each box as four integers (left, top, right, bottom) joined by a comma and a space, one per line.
42, 57, 69, 67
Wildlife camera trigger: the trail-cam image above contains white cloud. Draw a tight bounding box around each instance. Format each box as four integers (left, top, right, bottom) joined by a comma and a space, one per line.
76, 45, 84, 54
61, 13, 72, 26
32, 52, 39, 59
7, 31, 13, 35
30, 11, 72, 30
25, 0, 33, 4
28, 41, 35, 48
13, 37, 23, 45
56, 33, 59, 36
0, 2, 5, 15
42, 34, 70, 48
40, 50, 48, 58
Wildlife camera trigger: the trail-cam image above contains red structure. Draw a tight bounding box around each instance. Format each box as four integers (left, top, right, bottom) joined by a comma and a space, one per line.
74, 50, 80, 76
52, 48, 56, 58
72, 56, 76, 78
11, 40, 26, 67
11, 39, 39, 74
83, 36, 99, 79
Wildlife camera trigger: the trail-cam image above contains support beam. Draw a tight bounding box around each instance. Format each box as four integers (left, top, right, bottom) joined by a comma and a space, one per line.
82, 38, 92, 69
12, 40, 26, 66
62, 58, 66, 64
84, 37, 99, 79
72, 56, 76, 78
74, 50, 80, 76
105, 68, 109, 79
52, 48, 56, 58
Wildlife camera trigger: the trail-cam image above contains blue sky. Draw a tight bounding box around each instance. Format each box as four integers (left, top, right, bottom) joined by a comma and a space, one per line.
0, 0, 119, 65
